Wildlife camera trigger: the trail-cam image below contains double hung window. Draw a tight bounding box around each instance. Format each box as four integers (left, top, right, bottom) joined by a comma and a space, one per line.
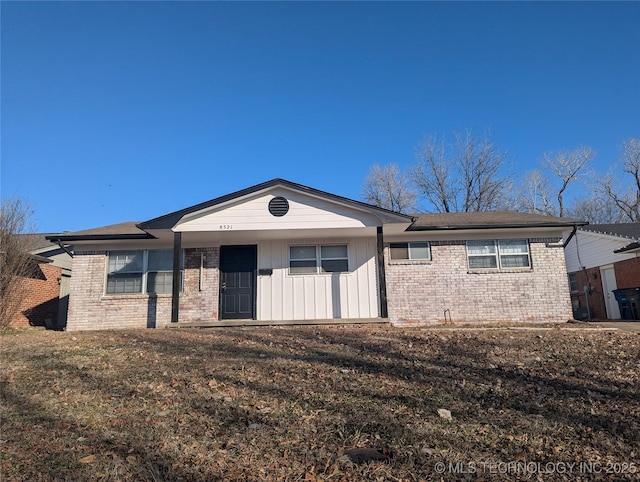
466, 240, 531, 270
146, 250, 174, 294
106, 249, 177, 294
289, 244, 349, 274
106, 251, 144, 294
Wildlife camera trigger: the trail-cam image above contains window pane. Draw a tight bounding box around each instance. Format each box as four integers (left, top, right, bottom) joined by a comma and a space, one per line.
498, 240, 528, 254
468, 256, 497, 269
321, 259, 349, 273
500, 254, 530, 268
290, 246, 316, 260
107, 251, 143, 274
321, 245, 348, 259
148, 250, 173, 271
290, 260, 317, 274
106, 273, 142, 294
409, 242, 430, 260
147, 271, 172, 294
568, 273, 578, 292
390, 243, 409, 260
467, 241, 496, 255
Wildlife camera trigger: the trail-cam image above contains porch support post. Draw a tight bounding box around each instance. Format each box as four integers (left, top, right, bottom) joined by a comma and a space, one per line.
171, 231, 182, 323
376, 226, 388, 319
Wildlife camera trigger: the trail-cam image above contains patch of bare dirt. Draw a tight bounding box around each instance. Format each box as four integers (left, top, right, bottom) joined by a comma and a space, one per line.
1, 325, 638, 481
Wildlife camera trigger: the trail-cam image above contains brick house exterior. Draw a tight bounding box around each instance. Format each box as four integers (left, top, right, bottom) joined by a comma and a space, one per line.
8, 236, 73, 329
10, 262, 62, 327
564, 223, 640, 320
49, 179, 581, 331
386, 238, 571, 326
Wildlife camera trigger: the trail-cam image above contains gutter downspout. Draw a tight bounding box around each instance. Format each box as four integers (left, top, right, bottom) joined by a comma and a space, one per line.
577, 244, 593, 322
544, 223, 579, 248
547, 223, 589, 321
570, 225, 592, 322
56, 241, 74, 258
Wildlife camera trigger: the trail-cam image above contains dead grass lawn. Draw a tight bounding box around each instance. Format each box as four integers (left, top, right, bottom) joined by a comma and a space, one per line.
1, 324, 639, 481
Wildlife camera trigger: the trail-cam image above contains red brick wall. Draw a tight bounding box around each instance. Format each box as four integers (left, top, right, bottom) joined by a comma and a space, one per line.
614, 257, 640, 289
569, 268, 607, 320
11, 263, 62, 327
569, 256, 640, 320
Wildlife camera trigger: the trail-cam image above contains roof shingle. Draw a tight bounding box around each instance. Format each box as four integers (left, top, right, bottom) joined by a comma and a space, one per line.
581, 223, 640, 241
408, 211, 583, 231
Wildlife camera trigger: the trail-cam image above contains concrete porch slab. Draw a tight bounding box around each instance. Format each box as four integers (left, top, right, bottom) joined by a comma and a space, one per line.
167, 318, 390, 328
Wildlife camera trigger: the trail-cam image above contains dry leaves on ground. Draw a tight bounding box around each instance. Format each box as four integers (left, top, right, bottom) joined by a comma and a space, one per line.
1, 324, 638, 481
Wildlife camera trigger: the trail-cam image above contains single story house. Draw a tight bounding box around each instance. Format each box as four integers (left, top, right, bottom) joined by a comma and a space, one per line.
47, 179, 582, 331
564, 223, 640, 320
9, 235, 72, 329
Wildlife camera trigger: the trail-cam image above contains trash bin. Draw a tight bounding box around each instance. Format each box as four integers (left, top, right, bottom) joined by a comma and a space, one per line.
613, 288, 640, 320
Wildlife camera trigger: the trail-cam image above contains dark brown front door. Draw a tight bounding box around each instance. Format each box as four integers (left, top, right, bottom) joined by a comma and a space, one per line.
219, 245, 257, 320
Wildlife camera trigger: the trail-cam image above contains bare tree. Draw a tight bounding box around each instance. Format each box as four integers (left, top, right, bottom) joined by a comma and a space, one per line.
512, 169, 555, 215
411, 134, 457, 212
596, 137, 640, 222
412, 129, 510, 212
362, 163, 417, 213
566, 194, 626, 224
0, 197, 37, 328
542, 146, 595, 217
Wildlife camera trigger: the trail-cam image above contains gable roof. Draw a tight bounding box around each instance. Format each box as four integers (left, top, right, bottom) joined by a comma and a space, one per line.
45, 180, 587, 242
138, 178, 414, 230
408, 211, 584, 231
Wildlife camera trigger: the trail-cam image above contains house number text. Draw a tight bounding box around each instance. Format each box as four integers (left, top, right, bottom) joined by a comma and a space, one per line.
219, 224, 233, 230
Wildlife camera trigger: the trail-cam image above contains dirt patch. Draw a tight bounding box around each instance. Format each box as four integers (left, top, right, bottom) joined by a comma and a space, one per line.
1, 325, 638, 481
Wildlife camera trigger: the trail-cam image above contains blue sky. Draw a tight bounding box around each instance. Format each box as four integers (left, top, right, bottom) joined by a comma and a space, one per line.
1, 1, 638, 232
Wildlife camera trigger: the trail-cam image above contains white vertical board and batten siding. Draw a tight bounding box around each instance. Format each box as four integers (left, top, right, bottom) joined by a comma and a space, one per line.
175, 188, 381, 232
173, 187, 383, 321
257, 239, 379, 321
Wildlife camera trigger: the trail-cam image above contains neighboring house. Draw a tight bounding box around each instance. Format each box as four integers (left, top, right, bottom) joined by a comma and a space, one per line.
9, 235, 73, 329
46, 179, 581, 331
564, 223, 640, 320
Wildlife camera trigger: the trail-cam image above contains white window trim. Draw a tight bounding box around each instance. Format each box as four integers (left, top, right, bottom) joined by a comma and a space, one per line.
466, 239, 531, 271
105, 249, 182, 295
288, 244, 350, 275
